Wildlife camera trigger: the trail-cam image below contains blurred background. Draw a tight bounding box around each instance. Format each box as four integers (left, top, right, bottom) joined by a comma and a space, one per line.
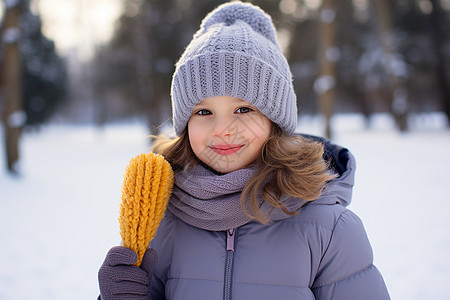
1, 0, 449, 299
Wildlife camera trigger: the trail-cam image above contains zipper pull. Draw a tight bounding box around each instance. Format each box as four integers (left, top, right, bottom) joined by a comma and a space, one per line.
226, 228, 236, 252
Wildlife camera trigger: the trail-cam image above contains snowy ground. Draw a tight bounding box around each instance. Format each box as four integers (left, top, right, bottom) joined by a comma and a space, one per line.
0, 113, 449, 300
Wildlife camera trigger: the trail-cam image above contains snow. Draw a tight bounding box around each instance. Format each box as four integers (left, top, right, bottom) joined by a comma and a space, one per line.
1, 114, 449, 299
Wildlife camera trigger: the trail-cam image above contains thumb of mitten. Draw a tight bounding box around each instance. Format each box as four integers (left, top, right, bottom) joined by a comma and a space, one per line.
105, 246, 138, 266
140, 248, 157, 276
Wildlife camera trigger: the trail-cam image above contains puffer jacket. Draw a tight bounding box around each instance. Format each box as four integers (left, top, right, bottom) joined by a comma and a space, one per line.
148, 138, 390, 300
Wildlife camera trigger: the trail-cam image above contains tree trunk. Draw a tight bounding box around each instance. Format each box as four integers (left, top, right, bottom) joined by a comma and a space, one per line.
2, 1, 23, 174
429, 0, 450, 125
373, 0, 408, 131
317, 0, 338, 139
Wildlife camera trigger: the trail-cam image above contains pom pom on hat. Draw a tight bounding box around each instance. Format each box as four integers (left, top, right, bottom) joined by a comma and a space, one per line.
171, 1, 298, 135
201, 2, 279, 46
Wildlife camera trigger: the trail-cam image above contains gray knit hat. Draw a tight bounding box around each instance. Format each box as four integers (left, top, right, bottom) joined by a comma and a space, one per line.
171, 1, 297, 135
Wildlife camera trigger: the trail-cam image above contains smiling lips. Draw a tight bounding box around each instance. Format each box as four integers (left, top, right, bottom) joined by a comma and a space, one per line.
209, 144, 244, 155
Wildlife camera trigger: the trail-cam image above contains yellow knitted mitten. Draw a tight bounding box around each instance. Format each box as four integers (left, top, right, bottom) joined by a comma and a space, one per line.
119, 153, 174, 266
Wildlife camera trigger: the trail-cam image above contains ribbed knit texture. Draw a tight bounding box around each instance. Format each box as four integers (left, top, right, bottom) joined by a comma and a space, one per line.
171, 1, 298, 135
167, 163, 307, 231
119, 153, 174, 266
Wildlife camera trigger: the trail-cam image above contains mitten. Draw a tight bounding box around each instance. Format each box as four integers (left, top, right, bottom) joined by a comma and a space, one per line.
98, 246, 157, 300
119, 153, 174, 266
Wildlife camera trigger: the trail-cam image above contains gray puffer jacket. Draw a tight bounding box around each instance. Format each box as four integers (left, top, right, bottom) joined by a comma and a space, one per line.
149, 138, 390, 300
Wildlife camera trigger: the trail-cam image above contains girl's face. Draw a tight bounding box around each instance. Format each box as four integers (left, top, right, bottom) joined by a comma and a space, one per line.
188, 96, 272, 174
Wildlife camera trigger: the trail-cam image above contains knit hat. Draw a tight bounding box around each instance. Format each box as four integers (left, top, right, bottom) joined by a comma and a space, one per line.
171, 1, 298, 135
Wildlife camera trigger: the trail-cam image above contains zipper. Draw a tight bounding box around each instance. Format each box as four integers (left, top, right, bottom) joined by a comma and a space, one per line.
224, 228, 237, 300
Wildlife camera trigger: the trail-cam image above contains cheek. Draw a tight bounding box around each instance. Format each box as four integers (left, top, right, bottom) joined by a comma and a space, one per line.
247, 117, 271, 143
188, 123, 204, 154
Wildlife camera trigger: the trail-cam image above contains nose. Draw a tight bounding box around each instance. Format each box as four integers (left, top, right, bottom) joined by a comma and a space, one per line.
211, 115, 235, 137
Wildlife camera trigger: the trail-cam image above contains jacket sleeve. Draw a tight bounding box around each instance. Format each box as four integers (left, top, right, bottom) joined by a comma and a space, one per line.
311, 210, 390, 300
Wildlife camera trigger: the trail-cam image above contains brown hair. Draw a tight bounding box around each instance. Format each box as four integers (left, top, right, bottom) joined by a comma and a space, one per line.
151, 124, 336, 224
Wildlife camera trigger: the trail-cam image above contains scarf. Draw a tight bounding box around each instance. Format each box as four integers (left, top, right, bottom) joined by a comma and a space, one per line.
167, 164, 307, 231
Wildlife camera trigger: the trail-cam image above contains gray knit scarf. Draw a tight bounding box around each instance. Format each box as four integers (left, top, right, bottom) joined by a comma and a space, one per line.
167, 164, 307, 231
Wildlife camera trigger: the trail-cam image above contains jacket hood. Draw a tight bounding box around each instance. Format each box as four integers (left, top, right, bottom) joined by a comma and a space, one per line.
303, 134, 355, 207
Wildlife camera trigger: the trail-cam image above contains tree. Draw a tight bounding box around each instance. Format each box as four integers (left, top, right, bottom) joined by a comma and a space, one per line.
21, 6, 66, 126
373, 0, 409, 131
316, 0, 338, 138
1, 0, 66, 174
1, 0, 23, 174
429, 0, 450, 125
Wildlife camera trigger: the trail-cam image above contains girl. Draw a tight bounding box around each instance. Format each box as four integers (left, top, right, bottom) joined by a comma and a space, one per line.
98, 2, 390, 299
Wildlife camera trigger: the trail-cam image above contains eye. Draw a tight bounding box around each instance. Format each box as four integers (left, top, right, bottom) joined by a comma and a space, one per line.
194, 109, 212, 116
235, 106, 254, 114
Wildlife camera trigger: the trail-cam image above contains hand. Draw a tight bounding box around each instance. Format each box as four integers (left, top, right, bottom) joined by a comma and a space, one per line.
98, 246, 157, 300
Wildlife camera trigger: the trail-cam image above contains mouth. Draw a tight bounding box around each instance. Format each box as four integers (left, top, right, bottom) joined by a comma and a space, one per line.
209, 144, 244, 156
